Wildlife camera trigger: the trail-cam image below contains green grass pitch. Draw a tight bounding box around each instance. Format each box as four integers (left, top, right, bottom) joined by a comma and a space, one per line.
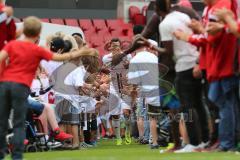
5, 140, 240, 160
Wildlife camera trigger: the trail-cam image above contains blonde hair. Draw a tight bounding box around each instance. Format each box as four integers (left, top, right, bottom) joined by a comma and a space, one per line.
80, 48, 99, 73
45, 32, 66, 47
23, 16, 42, 38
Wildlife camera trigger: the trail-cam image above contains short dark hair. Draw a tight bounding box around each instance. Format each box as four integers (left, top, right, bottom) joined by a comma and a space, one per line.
63, 40, 73, 53
155, 0, 171, 13
72, 33, 83, 39
50, 37, 65, 52
110, 38, 121, 43
133, 25, 144, 35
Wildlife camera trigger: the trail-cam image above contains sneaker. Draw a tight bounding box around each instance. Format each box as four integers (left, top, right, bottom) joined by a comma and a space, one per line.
197, 141, 210, 149
149, 135, 153, 144
150, 144, 159, 149
125, 131, 132, 145
53, 129, 73, 142
90, 141, 97, 147
160, 146, 182, 153
140, 139, 149, 145
47, 141, 62, 149
201, 141, 220, 152
174, 144, 198, 153
116, 138, 123, 146
166, 143, 175, 150
80, 142, 93, 148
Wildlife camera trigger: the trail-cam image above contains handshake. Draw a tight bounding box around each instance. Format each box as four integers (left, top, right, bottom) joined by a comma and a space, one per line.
126, 34, 166, 54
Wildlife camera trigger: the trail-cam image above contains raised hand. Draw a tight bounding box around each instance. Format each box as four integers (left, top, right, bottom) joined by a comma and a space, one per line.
214, 8, 234, 22
2, 6, 13, 17
206, 22, 224, 35
188, 19, 204, 34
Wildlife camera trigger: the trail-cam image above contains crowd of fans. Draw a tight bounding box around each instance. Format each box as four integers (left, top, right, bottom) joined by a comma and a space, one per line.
0, 0, 240, 160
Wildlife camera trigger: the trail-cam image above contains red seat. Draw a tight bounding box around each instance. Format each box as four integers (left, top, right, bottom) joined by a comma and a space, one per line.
111, 29, 124, 37
142, 5, 148, 16
97, 28, 110, 36
106, 19, 124, 31
83, 29, 96, 43
41, 18, 50, 23
133, 13, 146, 25
119, 23, 133, 37
119, 36, 132, 42
65, 19, 79, 27
90, 36, 104, 48
92, 19, 107, 31
95, 46, 105, 57
50, 19, 65, 25
129, 6, 141, 21
79, 19, 93, 31
103, 34, 112, 43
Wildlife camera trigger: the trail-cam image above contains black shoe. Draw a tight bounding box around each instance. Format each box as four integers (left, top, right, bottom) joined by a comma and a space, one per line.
140, 139, 149, 145
150, 144, 159, 149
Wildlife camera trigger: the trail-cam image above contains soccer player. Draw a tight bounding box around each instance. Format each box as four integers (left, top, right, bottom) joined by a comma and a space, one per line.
102, 38, 132, 145
0, 16, 96, 159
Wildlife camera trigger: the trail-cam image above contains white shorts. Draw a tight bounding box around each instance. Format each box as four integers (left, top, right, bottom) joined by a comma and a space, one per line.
108, 84, 122, 115
121, 95, 131, 111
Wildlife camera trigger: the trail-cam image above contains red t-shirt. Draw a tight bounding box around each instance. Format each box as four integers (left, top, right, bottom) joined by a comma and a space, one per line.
0, 40, 53, 87
205, 0, 237, 82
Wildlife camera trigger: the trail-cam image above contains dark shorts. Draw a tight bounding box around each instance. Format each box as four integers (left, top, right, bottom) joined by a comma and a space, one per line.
27, 98, 45, 116
147, 104, 162, 116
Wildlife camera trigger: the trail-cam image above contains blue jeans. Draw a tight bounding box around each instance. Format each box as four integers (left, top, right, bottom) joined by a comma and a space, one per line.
27, 97, 45, 116
208, 76, 239, 150
0, 82, 30, 160
137, 98, 150, 140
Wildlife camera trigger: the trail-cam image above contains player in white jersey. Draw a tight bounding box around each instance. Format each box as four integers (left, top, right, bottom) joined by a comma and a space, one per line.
102, 38, 132, 145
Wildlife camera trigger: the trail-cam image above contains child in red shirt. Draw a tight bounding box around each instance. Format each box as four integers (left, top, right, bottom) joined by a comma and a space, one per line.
0, 16, 94, 160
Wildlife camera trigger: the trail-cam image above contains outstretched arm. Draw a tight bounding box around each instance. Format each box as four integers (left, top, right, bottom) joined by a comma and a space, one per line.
52, 47, 95, 62
214, 8, 240, 37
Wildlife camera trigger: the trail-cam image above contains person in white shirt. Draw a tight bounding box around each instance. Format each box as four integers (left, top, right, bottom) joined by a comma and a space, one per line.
102, 38, 132, 145
155, 0, 209, 153
128, 39, 161, 149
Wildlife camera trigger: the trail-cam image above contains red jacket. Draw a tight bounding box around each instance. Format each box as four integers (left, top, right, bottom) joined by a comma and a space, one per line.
205, 0, 237, 82
188, 34, 207, 70
188, 0, 237, 82
0, 3, 16, 76
0, 4, 16, 50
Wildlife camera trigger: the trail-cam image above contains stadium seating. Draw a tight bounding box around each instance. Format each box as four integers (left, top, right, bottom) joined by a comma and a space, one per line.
50, 18, 65, 25
24, 18, 134, 56
92, 19, 107, 31
128, 6, 141, 21
128, 5, 147, 25
40, 18, 50, 23
142, 5, 148, 16
90, 36, 104, 48
65, 19, 79, 27
106, 19, 124, 31
79, 19, 93, 31
132, 13, 146, 25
